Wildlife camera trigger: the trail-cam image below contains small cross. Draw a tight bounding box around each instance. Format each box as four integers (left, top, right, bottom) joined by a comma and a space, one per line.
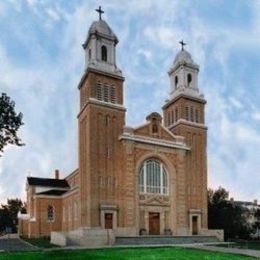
179, 40, 186, 51
95, 6, 104, 20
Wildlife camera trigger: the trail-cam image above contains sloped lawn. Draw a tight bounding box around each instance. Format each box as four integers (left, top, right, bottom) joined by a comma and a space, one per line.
0, 246, 254, 259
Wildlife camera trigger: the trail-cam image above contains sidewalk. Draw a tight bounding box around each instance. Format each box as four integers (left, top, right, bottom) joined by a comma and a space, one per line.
188, 244, 260, 258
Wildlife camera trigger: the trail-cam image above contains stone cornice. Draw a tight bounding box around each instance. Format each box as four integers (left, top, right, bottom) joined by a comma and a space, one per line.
78, 67, 125, 90
119, 133, 190, 151
162, 93, 206, 110
78, 98, 126, 118
169, 119, 208, 130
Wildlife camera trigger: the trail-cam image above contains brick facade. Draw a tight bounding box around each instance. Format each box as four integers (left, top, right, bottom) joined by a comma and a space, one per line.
19, 14, 210, 238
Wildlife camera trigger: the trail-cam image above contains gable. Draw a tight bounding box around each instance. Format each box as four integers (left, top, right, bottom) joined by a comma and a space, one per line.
133, 122, 177, 142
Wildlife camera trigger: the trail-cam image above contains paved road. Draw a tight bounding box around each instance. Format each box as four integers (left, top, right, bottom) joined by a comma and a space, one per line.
0, 238, 37, 251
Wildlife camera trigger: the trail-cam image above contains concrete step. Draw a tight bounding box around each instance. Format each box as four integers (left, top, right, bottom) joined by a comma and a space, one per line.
115, 236, 219, 245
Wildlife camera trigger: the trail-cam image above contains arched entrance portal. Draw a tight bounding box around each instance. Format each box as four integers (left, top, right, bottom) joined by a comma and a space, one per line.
138, 158, 171, 235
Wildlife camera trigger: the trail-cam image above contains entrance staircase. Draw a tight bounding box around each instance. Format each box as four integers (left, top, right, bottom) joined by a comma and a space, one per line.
115, 236, 219, 246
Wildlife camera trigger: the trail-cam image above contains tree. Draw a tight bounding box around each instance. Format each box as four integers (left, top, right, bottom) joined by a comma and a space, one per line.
0, 198, 26, 233
0, 93, 24, 155
208, 187, 252, 240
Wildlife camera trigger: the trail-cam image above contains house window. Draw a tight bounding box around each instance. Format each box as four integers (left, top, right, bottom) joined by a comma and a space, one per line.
47, 205, 54, 221
139, 159, 168, 194
101, 45, 107, 61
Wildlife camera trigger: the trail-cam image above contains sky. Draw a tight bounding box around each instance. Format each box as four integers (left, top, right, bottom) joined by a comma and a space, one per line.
0, 0, 259, 204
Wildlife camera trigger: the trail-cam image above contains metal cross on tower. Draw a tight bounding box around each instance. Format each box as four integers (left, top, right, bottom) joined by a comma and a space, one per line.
179, 40, 186, 51
95, 6, 104, 20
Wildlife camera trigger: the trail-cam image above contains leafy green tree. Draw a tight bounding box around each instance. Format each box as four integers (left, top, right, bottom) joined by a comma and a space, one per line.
208, 187, 252, 240
0, 198, 26, 233
0, 93, 24, 155
253, 208, 260, 238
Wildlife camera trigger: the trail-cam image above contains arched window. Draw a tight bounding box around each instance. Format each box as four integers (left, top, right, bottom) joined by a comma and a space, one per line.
175, 108, 178, 121
88, 49, 91, 61
47, 205, 54, 221
152, 123, 158, 134
187, 73, 192, 86
139, 159, 168, 194
101, 45, 107, 61
175, 76, 178, 88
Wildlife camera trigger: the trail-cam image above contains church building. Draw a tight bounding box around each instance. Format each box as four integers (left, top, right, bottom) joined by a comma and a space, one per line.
19, 7, 222, 245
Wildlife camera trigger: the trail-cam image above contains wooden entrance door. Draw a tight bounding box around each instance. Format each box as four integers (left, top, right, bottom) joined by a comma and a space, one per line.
192, 216, 198, 235
149, 212, 160, 235
105, 213, 113, 229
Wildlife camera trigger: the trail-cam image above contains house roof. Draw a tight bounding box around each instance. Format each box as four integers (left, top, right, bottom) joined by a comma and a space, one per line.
36, 189, 68, 196
27, 177, 70, 188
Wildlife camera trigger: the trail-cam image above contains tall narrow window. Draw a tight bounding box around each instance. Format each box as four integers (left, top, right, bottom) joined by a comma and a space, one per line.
88, 49, 92, 61
101, 45, 107, 61
190, 107, 194, 122
175, 108, 178, 122
105, 115, 110, 126
103, 84, 109, 102
195, 109, 199, 123
185, 107, 189, 121
110, 86, 116, 103
47, 205, 54, 221
152, 122, 158, 134
175, 75, 178, 89
96, 82, 102, 101
187, 73, 192, 86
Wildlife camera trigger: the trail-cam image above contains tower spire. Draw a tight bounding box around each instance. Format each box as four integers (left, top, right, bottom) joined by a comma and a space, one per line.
179, 40, 186, 51
95, 6, 104, 20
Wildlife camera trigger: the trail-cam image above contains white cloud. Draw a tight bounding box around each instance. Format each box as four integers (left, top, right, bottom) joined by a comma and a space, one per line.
0, 0, 259, 204
45, 8, 60, 21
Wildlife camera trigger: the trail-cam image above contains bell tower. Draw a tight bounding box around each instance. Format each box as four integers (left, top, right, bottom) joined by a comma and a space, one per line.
78, 7, 125, 228
162, 42, 208, 233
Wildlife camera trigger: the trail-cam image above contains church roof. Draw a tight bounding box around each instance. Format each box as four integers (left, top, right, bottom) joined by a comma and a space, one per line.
89, 20, 117, 38
27, 177, 69, 188
174, 49, 194, 65
36, 189, 68, 196
83, 19, 118, 48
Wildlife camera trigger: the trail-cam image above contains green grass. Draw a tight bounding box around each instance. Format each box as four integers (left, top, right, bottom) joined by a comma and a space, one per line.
0, 247, 255, 260
21, 237, 59, 248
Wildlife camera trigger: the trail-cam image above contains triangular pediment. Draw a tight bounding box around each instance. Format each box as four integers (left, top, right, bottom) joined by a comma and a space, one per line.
133, 121, 177, 142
